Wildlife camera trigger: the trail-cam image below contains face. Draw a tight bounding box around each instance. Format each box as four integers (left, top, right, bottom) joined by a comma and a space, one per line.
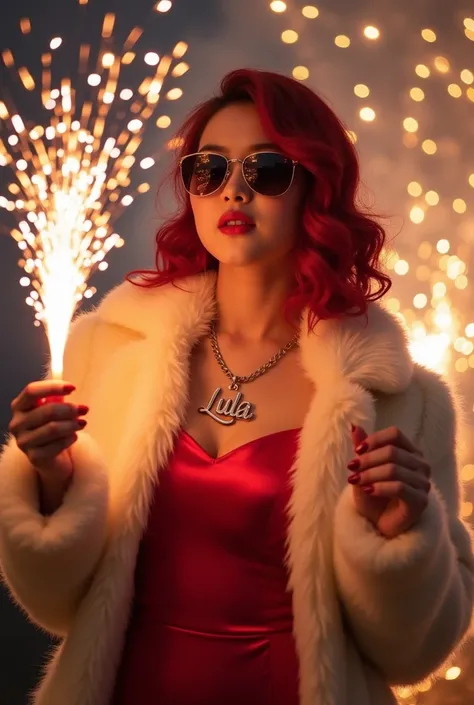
188, 102, 304, 269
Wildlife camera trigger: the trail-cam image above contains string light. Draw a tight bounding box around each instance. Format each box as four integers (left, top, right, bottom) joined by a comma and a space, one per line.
0, 0, 187, 377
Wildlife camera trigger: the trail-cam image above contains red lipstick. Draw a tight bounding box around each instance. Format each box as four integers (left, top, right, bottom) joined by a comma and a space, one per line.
217, 210, 255, 236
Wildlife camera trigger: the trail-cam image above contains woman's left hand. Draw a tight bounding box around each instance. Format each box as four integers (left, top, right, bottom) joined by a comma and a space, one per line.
347, 425, 432, 539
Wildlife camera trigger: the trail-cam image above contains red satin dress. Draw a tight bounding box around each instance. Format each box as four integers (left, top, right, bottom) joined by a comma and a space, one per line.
112, 427, 302, 705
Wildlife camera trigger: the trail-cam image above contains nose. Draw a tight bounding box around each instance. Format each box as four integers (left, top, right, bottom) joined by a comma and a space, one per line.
220, 160, 252, 204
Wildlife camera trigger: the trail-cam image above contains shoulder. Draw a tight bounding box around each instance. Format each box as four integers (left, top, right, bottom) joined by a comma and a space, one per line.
63, 309, 101, 375
409, 364, 469, 516
66, 306, 142, 351
67, 307, 100, 344
62, 302, 143, 387
94, 272, 217, 337
301, 302, 413, 393
410, 364, 466, 479
411, 363, 460, 433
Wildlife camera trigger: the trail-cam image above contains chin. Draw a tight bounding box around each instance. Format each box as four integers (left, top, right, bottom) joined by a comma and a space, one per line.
201, 236, 264, 266
215, 253, 264, 268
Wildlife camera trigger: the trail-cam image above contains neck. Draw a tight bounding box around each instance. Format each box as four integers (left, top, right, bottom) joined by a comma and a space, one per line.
214, 262, 297, 344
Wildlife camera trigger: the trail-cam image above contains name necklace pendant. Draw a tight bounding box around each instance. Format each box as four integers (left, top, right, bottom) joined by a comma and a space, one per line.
198, 321, 299, 426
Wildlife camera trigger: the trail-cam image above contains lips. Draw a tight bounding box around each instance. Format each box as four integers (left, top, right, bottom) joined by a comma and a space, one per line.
217, 210, 255, 228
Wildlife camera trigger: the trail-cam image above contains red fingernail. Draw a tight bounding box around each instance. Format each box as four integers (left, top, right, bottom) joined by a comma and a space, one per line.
351, 424, 357, 432
355, 442, 369, 455
78, 419, 88, 429
348, 474, 360, 485
41, 395, 64, 405
347, 459, 360, 471
76, 405, 89, 416
362, 485, 374, 494
63, 384, 76, 393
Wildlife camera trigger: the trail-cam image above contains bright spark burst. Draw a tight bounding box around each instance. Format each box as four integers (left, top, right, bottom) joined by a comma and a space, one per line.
0, 1, 189, 378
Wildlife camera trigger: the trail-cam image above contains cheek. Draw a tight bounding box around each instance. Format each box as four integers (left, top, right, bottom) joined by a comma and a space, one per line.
191, 199, 214, 234
190, 198, 202, 224
280, 184, 305, 235
262, 197, 300, 238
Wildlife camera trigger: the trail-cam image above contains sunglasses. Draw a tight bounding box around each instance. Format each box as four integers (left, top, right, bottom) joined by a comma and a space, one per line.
179, 151, 298, 198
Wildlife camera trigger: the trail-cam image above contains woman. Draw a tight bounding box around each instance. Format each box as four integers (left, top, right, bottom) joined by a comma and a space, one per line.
0, 68, 473, 705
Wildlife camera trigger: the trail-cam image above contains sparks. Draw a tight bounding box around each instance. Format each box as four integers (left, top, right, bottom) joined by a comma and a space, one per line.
0, 2, 189, 378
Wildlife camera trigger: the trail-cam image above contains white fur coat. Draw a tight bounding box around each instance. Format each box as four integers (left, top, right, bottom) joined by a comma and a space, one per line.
0, 271, 473, 705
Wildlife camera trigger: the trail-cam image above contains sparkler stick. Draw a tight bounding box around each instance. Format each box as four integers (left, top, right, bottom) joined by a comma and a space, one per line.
0, 0, 189, 379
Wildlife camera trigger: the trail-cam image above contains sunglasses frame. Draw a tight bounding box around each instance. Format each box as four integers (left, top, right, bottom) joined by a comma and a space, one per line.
179, 151, 299, 198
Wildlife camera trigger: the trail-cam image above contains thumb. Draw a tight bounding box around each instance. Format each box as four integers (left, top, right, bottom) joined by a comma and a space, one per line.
351, 424, 368, 448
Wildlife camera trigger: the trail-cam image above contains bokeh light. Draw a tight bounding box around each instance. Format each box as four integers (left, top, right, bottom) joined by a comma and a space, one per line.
302, 5, 319, 19
282, 29, 299, 43
270, 0, 287, 11
293, 66, 310, 80
363, 26, 380, 40
268, 5, 474, 701
334, 34, 351, 48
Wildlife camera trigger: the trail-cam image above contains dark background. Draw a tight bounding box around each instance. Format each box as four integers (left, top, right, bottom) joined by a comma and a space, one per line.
1, 1, 474, 703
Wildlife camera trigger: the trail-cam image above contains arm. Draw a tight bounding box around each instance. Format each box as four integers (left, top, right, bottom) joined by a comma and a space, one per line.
0, 314, 109, 637
333, 368, 474, 685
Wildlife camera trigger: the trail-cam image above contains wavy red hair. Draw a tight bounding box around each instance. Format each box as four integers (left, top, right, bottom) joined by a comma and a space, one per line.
127, 68, 391, 330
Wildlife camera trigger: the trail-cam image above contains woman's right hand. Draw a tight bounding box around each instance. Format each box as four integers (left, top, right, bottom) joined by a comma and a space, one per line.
8, 380, 89, 480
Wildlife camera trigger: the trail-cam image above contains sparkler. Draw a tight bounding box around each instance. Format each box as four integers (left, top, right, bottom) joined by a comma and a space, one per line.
0, 0, 189, 378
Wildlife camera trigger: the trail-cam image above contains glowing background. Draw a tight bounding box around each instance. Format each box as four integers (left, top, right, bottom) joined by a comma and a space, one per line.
268, 5, 474, 702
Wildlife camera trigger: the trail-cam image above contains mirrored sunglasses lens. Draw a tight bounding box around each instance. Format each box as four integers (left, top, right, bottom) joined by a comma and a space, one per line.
181, 154, 227, 196
244, 153, 294, 196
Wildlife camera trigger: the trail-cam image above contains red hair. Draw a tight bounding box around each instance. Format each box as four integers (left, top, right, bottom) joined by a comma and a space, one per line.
127, 68, 391, 330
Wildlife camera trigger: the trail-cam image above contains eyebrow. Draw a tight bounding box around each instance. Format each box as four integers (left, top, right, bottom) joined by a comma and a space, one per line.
197, 142, 280, 153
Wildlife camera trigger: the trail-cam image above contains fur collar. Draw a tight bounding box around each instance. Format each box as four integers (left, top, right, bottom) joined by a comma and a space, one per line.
97, 271, 414, 395
28, 272, 418, 705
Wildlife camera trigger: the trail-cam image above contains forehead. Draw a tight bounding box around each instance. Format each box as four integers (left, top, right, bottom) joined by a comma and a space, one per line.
198, 103, 273, 153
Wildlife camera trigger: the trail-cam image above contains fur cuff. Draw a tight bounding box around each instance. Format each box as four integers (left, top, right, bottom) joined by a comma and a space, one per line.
0, 432, 108, 554
333, 483, 450, 580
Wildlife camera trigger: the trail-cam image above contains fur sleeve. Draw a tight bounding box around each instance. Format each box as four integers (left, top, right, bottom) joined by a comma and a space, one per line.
0, 313, 110, 636
332, 366, 474, 685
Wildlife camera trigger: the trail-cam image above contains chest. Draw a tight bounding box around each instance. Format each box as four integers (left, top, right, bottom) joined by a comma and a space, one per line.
183, 337, 315, 460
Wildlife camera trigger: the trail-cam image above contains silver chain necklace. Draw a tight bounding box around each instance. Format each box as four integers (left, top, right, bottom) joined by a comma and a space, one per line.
198, 320, 299, 426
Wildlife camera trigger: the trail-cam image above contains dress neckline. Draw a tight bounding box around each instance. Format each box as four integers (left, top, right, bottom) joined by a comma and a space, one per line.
180, 427, 302, 464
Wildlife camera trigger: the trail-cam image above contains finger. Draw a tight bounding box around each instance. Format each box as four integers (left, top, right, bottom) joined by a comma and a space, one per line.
9, 403, 82, 436
12, 381, 76, 413
360, 481, 429, 508
349, 445, 431, 476
351, 424, 368, 448
29, 434, 78, 465
17, 419, 86, 453
349, 464, 431, 493
357, 426, 423, 457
